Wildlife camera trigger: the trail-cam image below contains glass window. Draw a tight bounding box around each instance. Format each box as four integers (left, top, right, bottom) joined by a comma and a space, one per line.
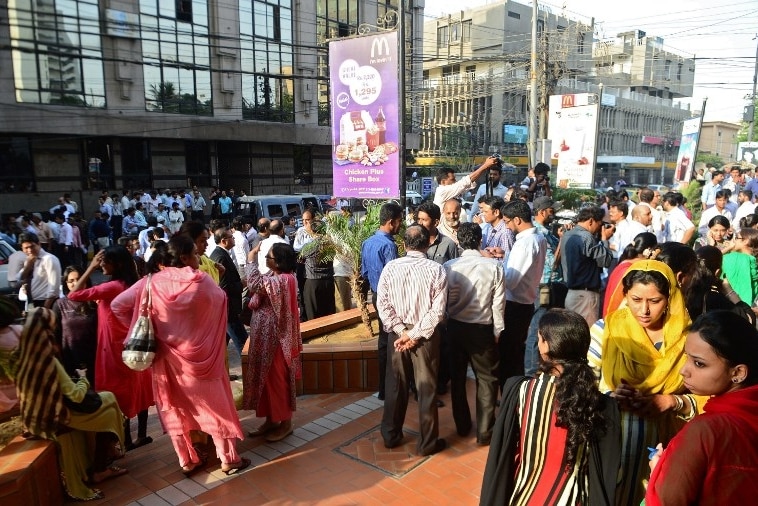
7, 0, 106, 107
140, 1, 212, 115
0, 137, 35, 193
239, 0, 296, 123
267, 205, 284, 218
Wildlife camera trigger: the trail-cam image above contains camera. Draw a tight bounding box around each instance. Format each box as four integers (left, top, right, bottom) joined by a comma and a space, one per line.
490, 152, 504, 169
544, 175, 550, 182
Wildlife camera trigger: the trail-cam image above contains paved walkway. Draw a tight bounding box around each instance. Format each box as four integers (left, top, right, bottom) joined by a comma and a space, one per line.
76, 379, 489, 505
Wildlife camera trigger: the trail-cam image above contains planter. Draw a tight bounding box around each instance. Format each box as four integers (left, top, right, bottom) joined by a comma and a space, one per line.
241, 306, 381, 395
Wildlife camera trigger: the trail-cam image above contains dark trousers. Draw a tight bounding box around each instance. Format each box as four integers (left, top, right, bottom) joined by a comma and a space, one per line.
110, 216, 123, 241
448, 319, 499, 443
381, 330, 440, 456
498, 300, 534, 388
372, 291, 389, 398
303, 278, 336, 321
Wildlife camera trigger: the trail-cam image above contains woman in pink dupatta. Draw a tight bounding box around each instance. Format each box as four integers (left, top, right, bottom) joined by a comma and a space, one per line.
244, 242, 302, 442
112, 236, 249, 475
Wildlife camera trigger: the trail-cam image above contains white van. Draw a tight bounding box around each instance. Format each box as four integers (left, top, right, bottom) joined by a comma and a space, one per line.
234, 194, 321, 227
405, 191, 424, 207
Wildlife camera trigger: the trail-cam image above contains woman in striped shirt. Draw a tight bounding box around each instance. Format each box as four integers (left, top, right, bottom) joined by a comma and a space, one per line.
481, 309, 620, 506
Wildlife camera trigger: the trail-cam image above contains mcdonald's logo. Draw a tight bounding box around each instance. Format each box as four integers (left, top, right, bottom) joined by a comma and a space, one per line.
371, 37, 391, 58
561, 95, 575, 108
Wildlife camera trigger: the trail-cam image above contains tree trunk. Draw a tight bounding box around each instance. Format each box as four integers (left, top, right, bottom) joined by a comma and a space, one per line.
350, 274, 373, 339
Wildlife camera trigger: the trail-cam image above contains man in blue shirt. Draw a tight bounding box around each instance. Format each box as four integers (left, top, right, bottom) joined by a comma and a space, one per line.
361, 202, 403, 400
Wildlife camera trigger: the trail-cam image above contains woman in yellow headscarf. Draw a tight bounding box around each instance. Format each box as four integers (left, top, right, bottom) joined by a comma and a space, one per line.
588, 260, 702, 506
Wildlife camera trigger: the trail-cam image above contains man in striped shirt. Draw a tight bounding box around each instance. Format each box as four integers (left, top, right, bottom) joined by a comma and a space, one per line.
377, 225, 448, 456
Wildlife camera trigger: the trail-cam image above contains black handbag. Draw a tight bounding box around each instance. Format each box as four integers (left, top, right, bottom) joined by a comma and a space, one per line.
63, 384, 102, 414
539, 282, 568, 308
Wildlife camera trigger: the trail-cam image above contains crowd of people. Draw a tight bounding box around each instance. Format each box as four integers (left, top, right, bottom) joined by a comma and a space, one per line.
1, 161, 758, 503
366, 158, 758, 505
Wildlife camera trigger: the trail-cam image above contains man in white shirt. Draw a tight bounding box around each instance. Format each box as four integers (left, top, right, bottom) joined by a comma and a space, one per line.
608, 201, 636, 265
629, 204, 653, 239
14, 232, 61, 309
698, 190, 733, 237
257, 219, 288, 274
469, 165, 508, 218
733, 190, 756, 231
500, 200, 546, 385
443, 223, 504, 446
53, 212, 73, 267
433, 157, 499, 208
663, 192, 696, 244
230, 217, 251, 278
637, 188, 665, 242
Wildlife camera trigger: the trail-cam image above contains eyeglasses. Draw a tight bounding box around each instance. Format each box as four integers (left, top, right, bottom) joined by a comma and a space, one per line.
735, 236, 744, 240
265, 255, 275, 260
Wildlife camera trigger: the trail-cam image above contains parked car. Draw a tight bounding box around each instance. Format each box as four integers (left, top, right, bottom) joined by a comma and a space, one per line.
234, 194, 322, 228
0, 239, 20, 294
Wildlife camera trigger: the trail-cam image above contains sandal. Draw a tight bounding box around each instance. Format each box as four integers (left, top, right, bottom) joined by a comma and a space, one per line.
248, 420, 280, 437
125, 436, 153, 451
221, 457, 251, 476
90, 465, 128, 484
265, 420, 293, 442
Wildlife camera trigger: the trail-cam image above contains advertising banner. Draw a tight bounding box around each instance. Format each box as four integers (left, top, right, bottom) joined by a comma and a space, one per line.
674, 117, 702, 183
546, 93, 599, 189
738, 142, 758, 165
329, 32, 399, 198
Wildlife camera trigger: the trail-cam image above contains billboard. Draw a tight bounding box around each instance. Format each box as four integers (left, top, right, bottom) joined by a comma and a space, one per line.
503, 124, 528, 144
547, 93, 599, 189
674, 117, 702, 183
738, 142, 758, 165
329, 32, 400, 198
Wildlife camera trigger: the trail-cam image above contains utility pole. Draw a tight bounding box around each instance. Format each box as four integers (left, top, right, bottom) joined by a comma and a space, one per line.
528, 1, 538, 169
399, 1, 406, 207
749, 34, 758, 142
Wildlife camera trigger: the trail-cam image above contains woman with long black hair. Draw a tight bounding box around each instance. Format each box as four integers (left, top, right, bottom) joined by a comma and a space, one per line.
481, 309, 620, 505
68, 246, 154, 451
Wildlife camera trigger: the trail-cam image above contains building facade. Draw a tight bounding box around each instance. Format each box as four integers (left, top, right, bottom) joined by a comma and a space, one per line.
699, 121, 740, 161
418, 2, 695, 186
0, 0, 423, 214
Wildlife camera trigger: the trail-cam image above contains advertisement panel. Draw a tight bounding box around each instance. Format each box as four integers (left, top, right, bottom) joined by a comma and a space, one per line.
674, 117, 702, 183
738, 142, 758, 165
546, 93, 599, 189
329, 32, 400, 198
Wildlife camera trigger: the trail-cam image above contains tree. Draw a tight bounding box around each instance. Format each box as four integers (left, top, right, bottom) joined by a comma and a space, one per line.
300, 205, 401, 338
696, 152, 723, 168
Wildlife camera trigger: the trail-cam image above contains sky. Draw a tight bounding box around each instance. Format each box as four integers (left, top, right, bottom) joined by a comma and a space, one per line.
424, 0, 758, 124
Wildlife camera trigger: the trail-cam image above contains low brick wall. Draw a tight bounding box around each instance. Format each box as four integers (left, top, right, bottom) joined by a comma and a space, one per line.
0, 436, 63, 505
242, 308, 380, 395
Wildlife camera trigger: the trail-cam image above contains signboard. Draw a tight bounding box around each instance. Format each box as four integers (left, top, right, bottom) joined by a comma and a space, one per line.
674, 117, 702, 183
329, 32, 400, 198
421, 177, 433, 197
546, 93, 599, 189
503, 124, 528, 144
738, 142, 758, 165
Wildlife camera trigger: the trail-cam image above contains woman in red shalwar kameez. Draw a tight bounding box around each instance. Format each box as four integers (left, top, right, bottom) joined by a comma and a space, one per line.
68, 246, 154, 450
243, 242, 301, 442
112, 236, 250, 475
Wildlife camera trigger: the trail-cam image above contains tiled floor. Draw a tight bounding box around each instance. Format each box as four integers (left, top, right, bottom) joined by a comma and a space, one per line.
76, 379, 490, 506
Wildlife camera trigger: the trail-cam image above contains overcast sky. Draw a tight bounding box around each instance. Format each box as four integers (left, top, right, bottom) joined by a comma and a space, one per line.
423, 0, 758, 124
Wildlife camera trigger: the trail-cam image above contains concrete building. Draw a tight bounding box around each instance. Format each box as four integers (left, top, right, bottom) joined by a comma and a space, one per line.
0, 0, 424, 215
699, 121, 740, 161
418, 3, 695, 186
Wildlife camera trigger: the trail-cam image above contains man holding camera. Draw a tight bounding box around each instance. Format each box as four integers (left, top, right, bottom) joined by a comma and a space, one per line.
559, 206, 614, 327
525, 162, 552, 202
433, 156, 500, 208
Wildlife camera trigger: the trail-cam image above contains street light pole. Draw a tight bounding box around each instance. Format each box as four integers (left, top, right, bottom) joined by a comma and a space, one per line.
748, 34, 758, 142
